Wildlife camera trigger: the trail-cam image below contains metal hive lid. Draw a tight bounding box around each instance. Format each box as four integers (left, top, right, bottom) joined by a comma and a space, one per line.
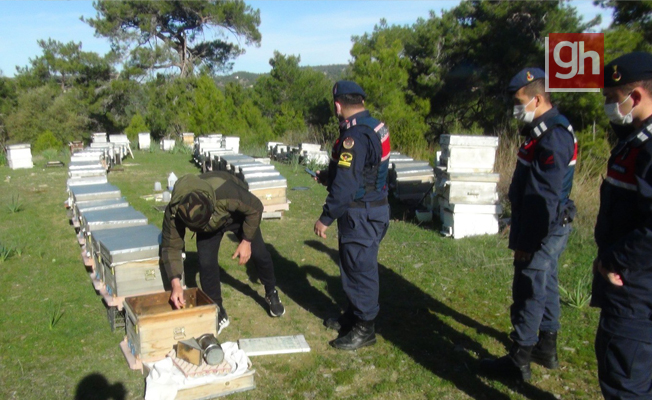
93, 224, 161, 257
83, 206, 148, 225
246, 175, 287, 189
70, 183, 121, 197
77, 198, 129, 214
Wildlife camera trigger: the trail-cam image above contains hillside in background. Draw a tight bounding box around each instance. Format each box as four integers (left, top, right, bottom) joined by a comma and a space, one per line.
215, 64, 349, 87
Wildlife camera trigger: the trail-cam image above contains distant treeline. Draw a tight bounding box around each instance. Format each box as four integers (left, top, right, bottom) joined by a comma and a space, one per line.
0, 0, 650, 158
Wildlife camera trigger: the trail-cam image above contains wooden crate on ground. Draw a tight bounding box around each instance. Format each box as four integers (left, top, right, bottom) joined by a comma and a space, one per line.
175, 369, 255, 400
124, 288, 217, 363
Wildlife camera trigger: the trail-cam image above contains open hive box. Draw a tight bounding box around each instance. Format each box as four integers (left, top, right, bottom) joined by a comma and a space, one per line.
124, 288, 217, 362
92, 224, 165, 297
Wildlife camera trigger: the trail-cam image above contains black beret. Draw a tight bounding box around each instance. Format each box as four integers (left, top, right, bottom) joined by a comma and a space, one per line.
333, 80, 366, 99
604, 52, 652, 88
507, 68, 546, 93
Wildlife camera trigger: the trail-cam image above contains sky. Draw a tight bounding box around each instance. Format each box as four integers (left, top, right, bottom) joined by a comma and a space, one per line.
0, 1, 613, 78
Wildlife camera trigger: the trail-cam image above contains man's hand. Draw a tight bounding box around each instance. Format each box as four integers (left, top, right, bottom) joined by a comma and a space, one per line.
232, 239, 252, 265
594, 258, 624, 287
314, 220, 328, 239
170, 278, 186, 309
315, 170, 327, 186
514, 250, 533, 263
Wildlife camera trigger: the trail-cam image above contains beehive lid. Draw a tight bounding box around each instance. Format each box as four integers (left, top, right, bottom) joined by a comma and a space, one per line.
71, 183, 121, 202
7, 144, 31, 150
440, 134, 499, 147
94, 224, 161, 263
83, 206, 148, 230
434, 166, 500, 182
246, 175, 287, 189
77, 198, 129, 214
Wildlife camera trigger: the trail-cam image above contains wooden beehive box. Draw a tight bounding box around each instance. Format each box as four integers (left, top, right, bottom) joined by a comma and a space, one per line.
124, 288, 217, 363
245, 175, 287, 206
93, 225, 165, 297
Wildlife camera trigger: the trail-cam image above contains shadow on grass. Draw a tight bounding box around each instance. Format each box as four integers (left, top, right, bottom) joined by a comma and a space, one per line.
75, 373, 126, 400
298, 239, 557, 400
183, 250, 269, 313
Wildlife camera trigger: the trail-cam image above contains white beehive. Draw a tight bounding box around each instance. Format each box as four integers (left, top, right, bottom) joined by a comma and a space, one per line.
6, 144, 33, 169
138, 133, 151, 150
439, 200, 502, 239
439, 134, 498, 173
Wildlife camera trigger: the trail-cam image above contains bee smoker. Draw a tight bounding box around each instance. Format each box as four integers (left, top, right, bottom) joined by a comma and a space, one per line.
197, 333, 224, 365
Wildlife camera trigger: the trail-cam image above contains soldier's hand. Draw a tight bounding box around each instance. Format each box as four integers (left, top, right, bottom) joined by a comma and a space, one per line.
314, 220, 328, 239
597, 260, 624, 287
233, 240, 252, 265
514, 250, 532, 263
170, 278, 186, 309
315, 170, 327, 186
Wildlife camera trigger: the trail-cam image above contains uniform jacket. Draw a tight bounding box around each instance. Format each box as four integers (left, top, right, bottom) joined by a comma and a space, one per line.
592, 118, 652, 342
509, 107, 577, 253
161, 171, 263, 280
319, 110, 390, 226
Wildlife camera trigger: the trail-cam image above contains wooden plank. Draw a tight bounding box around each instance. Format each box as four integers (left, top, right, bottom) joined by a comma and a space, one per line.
81, 250, 94, 268
119, 337, 143, 373
263, 202, 290, 213
238, 335, 311, 356
89, 272, 104, 292
174, 370, 256, 400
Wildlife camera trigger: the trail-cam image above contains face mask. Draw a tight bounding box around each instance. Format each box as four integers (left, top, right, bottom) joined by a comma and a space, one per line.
513, 97, 536, 123
604, 94, 634, 126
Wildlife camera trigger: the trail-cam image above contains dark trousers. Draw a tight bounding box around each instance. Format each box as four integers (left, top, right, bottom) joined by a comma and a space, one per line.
596, 323, 652, 399
337, 204, 389, 322
196, 223, 276, 308
510, 223, 571, 346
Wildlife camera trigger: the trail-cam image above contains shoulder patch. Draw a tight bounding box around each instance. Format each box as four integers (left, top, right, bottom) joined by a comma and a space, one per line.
342, 137, 355, 150
338, 152, 353, 168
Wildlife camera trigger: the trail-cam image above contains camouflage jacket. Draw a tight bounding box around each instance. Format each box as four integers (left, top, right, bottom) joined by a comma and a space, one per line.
161, 171, 263, 280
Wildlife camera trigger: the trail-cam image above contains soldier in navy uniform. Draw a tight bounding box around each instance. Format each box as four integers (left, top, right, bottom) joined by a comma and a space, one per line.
481, 68, 577, 381
313, 80, 391, 350
592, 52, 652, 399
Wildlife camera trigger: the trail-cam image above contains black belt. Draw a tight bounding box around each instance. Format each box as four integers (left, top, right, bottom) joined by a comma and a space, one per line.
349, 198, 388, 208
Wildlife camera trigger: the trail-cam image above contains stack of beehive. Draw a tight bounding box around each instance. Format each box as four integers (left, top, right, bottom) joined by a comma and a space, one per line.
222, 136, 240, 154
66, 152, 167, 332
388, 151, 435, 203
181, 132, 194, 147
434, 134, 500, 239
138, 132, 151, 150
6, 144, 34, 170
299, 143, 329, 165
218, 153, 289, 218
109, 134, 133, 162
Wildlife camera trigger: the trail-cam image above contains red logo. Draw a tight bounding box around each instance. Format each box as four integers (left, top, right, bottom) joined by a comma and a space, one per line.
545, 33, 604, 92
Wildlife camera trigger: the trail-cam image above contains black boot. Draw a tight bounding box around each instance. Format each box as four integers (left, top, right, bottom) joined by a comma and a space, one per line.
479, 343, 533, 382
531, 331, 559, 369
330, 319, 376, 350
324, 308, 355, 334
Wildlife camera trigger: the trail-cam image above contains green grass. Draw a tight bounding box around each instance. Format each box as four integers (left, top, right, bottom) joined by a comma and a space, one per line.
0, 149, 602, 399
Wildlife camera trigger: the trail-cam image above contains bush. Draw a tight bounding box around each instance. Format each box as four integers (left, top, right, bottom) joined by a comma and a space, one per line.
33, 130, 62, 153
124, 112, 149, 142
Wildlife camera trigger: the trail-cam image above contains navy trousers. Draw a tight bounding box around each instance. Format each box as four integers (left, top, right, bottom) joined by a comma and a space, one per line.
596, 324, 652, 399
337, 203, 390, 322
510, 223, 571, 346
196, 223, 276, 308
